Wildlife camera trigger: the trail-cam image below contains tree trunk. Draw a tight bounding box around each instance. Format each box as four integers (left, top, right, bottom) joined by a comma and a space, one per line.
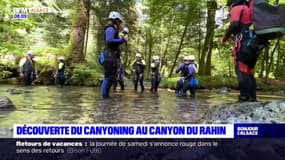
275, 42, 281, 78
228, 59, 233, 77
83, 0, 91, 59
161, 16, 175, 70
199, 0, 217, 75
205, 35, 214, 75
259, 48, 269, 78
69, 0, 90, 64
198, 5, 202, 63
168, 24, 188, 77
264, 47, 270, 78
265, 39, 280, 80
147, 29, 153, 76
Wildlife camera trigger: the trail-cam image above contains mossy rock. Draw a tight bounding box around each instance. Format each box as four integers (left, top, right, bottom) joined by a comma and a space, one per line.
38, 66, 56, 85
66, 64, 103, 86
0, 96, 16, 110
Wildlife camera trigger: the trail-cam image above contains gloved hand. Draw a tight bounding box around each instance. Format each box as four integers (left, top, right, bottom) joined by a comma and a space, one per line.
123, 34, 128, 41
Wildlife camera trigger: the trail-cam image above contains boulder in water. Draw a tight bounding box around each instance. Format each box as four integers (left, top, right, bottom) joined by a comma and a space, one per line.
6, 89, 21, 95
0, 96, 16, 110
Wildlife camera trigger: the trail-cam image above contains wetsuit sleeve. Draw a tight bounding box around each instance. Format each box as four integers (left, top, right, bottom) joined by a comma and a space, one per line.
223, 6, 243, 41
175, 64, 183, 73
121, 68, 125, 77
185, 65, 194, 79
105, 27, 125, 45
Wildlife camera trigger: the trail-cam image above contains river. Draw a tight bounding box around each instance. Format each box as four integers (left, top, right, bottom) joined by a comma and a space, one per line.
0, 85, 284, 128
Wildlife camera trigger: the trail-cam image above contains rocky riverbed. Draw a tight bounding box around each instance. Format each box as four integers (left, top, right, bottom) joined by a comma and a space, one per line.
203, 100, 285, 123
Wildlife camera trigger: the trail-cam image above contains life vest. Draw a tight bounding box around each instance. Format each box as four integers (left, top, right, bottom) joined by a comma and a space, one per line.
58, 61, 65, 73
99, 25, 121, 67
133, 60, 145, 74
19, 57, 35, 73
181, 64, 189, 77
151, 62, 160, 76
104, 25, 121, 56
230, 4, 252, 35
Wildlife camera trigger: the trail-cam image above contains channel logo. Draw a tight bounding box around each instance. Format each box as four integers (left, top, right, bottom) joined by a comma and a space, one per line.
13, 7, 52, 20
237, 126, 258, 136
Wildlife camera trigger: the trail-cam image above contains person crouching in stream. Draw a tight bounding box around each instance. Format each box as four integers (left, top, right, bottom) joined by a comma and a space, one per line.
175, 56, 196, 97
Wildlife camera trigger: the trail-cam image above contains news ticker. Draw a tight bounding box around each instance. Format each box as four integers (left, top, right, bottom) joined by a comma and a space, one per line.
1, 138, 284, 160
9, 124, 285, 138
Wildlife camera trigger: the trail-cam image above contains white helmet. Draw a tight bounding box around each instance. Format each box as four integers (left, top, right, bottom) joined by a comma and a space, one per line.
188, 55, 195, 60
183, 56, 188, 60
108, 11, 124, 22
136, 53, 142, 58
152, 56, 160, 60
27, 50, 35, 56
58, 56, 65, 60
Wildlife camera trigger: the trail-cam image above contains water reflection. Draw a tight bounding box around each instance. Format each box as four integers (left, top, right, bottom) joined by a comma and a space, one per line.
176, 97, 199, 123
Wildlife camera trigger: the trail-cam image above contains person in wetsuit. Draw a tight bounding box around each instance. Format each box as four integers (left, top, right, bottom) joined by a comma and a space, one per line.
54, 56, 66, 87
101, 11, 128, 98
175, 56, 191, 96
150, 55, 161, 93
19, 50, 38, 86
132, 53, 145, 93
222, 0, 267, 102
113, 63, 125, 91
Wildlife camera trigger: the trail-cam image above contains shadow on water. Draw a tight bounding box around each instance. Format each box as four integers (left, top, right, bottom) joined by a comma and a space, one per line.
0, 85, 284, 128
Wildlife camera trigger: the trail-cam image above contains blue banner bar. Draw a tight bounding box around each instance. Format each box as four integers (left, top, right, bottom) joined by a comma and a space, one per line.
234, 124, 285, 138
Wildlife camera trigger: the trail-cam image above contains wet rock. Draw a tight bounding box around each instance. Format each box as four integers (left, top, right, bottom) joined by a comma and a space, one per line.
203, 100, 285, 123
6, 89, 21, 94
216, 87, 229, 94
0, 96, 16, 110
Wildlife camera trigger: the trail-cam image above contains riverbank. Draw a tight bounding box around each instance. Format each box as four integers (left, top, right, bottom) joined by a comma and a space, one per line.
1, 75, 285, 94
160, 76, 285, 93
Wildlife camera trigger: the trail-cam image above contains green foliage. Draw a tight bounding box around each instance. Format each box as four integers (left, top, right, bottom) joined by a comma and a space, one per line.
161, 76, 238, 89
198, 75, 237, 89
1, 0, 285, 87
41, 0, 74, 48
161, 76, 285, 92
67, 63, 103, 86
160, 77, 179, 89
0, 64, 12, 79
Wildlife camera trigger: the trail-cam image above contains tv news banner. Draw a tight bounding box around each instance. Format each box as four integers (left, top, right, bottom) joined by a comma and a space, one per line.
0, 124, 281, 159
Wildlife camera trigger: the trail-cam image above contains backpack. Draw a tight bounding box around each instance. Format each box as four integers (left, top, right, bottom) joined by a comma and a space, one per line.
98, 51, 104, 65
253, 0, 285, 40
